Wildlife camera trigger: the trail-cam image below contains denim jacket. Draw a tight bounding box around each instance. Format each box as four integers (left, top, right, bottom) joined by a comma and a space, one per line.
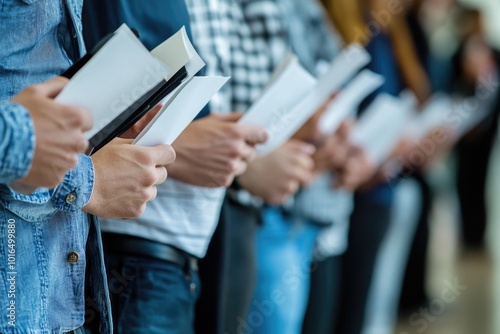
0, 1, 111, 333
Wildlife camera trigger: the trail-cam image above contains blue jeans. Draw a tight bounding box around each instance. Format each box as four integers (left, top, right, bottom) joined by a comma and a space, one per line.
245, 207, 320, 334
103, 252, 200, 334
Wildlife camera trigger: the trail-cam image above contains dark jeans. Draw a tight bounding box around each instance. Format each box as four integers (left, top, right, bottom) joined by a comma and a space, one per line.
104, 251, 200, 334
301, 255, 342, 334
334, 193, 392, 334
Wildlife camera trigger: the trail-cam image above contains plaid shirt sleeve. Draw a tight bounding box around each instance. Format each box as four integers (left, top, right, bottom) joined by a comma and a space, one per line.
187, 0, 274, 113
186, 0, 233, 113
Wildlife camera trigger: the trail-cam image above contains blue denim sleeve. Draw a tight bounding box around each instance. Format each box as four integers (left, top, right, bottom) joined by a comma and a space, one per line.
0, 101, 35, 184
0, 101, 94, 212
0, 154, 94, 217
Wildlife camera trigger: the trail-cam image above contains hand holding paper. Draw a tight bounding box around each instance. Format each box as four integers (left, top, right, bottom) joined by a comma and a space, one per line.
165, 113, 268, 188
350, 93, 413, 165
238, 140, 316, 204
133, 76, 229, 146
57, 25, 206, 154
240, 44, 371, 154
83, 138, 175, 219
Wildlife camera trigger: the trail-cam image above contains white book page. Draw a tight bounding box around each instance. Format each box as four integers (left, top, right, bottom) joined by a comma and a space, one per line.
151, 26, 205, 78
255, 44, 372, 154
239, 56, 316, 133
319, 69, 384, 134
56, 24, 169, 139
351, 94, 413, 164
134, 76, 229, 146
263, 54, 298, 90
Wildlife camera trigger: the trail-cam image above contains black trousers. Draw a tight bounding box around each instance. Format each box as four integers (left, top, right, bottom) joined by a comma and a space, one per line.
456, 121, 498, 248
302, 255, 342, 334
334, 193, 393, 334
195, 196, 261, 334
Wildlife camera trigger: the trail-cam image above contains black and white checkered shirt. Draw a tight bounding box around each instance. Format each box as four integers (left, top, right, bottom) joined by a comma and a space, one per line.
186, 0, 275, 113
186, 0, 342, 111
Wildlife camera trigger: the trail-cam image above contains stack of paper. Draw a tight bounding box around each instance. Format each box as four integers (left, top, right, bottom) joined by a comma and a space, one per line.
240, 44, 371, 154
319, 69, 384, 135
57, 24, 228, 152
351, 93, 413, 165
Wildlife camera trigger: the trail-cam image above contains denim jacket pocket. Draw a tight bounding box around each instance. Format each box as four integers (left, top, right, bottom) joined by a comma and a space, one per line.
0, 196, 57, 222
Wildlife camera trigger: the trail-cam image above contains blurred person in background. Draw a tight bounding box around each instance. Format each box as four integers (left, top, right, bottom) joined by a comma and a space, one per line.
322, 0, 432, 333
238, 1, 361, 333
184, 1, 320, 333
451, 6, 500, 251
186, 0, 365, 333
363, 1, 438, 329
398, 0, 435, 317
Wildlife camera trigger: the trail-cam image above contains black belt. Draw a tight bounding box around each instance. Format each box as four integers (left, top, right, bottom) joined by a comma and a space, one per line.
102, 233, 198, 270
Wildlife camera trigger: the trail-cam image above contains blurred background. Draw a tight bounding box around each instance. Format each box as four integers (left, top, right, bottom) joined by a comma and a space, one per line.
377, 0, 500, 333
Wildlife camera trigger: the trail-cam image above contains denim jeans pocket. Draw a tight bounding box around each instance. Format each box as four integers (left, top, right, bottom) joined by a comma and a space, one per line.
108, 254, 199, 334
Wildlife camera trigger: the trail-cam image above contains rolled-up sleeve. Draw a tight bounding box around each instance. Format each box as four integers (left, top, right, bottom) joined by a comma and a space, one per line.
52, 153, 95, 212
0, 154, 95, 216
0, 99, 95, 211
0, 101, 35, 184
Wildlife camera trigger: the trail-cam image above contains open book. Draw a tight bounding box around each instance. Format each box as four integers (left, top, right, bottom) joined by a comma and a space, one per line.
57, 24, 227, 153
239, 44, 371, 154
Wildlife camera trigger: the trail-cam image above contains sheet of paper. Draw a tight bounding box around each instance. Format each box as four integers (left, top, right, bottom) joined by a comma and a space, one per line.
351, 93, 413, 164
151, 26, 204, 78
134, 76, 229, 146
239, 55, 316, 135
412, 94, 454, 139
254, 44, 372, 154
56, 24, 170, 139
263, 53, 297, 89
319, 69, 384, 134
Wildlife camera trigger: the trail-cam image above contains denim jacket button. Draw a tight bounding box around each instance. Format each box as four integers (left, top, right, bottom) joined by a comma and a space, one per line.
67, 251, 79, 264
65, 192, 77, 204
